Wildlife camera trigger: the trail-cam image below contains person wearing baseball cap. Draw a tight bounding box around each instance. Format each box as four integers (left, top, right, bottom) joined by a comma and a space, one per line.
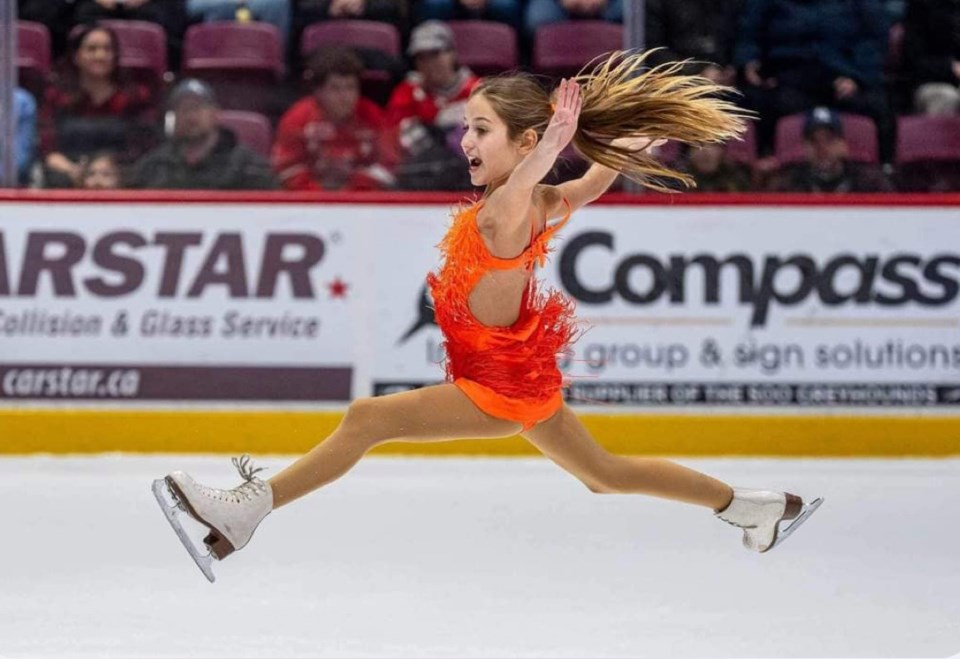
130, 78, 277, 189
388, 21, 479, 189
767, 106, 892, 192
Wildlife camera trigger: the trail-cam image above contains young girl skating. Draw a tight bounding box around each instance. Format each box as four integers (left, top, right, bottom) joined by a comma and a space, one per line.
154, 52, 822, 582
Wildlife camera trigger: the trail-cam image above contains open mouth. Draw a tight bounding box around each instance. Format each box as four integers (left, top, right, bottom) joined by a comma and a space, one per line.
468, 157, 482, 170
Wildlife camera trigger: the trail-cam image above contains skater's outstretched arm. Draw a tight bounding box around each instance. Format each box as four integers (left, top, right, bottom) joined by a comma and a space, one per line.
543, 135, 670, 219
479, 78, 582, 236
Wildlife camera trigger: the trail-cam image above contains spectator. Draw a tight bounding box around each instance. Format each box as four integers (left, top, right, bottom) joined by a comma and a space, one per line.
525, 0, 623, 41
79, 151, 122, 189
273, 47, 399, 191
186, 0, 292, 49
388, 21, 477, 190
38, 24, 159, 188
416, 0, 522, 33
645, 0, 741, 86
733, 0, 895, 165
903, 0, 960, 115
681, 143, 753, 192
0, 87, 38, 186
766, 107, 894, 192
131, 79, 278, 189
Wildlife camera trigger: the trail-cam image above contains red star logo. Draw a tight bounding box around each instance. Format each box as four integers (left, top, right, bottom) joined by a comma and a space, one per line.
327, 277, 349, 299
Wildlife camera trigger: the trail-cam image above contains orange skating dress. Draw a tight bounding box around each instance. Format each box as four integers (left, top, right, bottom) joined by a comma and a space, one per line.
426, 198, 579, 430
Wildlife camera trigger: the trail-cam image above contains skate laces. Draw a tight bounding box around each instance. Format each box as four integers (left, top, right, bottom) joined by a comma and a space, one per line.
232, 454, 266, 482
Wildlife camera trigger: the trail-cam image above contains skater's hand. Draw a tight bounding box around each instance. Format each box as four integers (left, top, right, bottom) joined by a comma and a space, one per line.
541, 78, 582, 155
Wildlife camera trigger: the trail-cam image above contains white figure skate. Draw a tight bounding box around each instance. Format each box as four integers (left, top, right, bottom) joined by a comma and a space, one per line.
715, 488, 823, 553
152, 455, 273, 582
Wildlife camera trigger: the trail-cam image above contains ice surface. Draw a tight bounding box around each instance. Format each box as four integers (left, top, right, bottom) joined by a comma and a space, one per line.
1, 455, 958, 658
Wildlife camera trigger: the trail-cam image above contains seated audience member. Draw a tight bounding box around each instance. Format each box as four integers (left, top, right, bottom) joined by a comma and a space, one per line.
186, 0, 292, 49
388, 21, 477, 190
525, 0, 623, 40
734, 0, 895, 165
645, 0, 740, 86
273, 47, 399, 191
903, 0, 960, 115
681, 142, 753, 193
0, 87, 38, 186
766, 107, 894, 193
79, 151, 122, 189
416, 0, 523, 33
39, 23, 158, 188
131, 79, 278, 189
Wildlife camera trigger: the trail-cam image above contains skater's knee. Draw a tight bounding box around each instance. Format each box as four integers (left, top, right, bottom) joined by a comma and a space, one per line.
580, 455, 628, 494
341, 397, 388, 447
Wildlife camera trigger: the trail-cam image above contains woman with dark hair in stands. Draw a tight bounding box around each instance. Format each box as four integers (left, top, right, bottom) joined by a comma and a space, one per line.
38, 23, 159, 188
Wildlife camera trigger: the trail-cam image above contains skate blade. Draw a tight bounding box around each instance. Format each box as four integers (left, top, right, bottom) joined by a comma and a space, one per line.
770, 497, 824, 551
151, 479, 216, 583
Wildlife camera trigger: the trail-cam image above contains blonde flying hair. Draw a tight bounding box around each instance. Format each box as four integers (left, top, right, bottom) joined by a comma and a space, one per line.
472, 49, 750, 192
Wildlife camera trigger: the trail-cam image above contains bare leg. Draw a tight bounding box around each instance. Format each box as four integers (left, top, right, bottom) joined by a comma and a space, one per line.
523, 405, 734, 510
269, 384, 522, 508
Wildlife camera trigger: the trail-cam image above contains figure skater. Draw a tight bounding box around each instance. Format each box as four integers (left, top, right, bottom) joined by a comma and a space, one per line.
154, 51, 822, 581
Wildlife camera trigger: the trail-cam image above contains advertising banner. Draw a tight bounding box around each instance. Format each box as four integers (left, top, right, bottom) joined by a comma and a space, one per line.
3, 199, 959, 410
371, 204, 960, 410
0, 203, 358, 402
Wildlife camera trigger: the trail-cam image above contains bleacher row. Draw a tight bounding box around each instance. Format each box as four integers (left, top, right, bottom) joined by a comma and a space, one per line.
13, 17, 960, 186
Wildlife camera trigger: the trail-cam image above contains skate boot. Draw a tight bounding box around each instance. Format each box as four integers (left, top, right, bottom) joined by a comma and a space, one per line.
153, 455, 273, 582
715, 488, 823, 553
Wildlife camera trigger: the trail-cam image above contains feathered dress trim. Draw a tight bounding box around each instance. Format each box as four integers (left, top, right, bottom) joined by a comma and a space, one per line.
426, 199, 579, 420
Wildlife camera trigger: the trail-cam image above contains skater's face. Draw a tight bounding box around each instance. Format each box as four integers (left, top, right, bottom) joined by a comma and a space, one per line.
461, 94, 534, 187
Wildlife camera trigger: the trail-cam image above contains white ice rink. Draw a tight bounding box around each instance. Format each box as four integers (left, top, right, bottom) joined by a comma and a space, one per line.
1, 455, 958, 658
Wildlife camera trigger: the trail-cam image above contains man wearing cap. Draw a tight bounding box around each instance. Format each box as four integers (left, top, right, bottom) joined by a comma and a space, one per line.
766, 107, 893, 193
130, 79, 277, 190
388, 21, 479, 132
386, 21, 478, 190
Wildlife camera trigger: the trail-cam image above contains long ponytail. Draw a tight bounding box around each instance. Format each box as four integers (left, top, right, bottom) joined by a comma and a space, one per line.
570, 49, 751, 191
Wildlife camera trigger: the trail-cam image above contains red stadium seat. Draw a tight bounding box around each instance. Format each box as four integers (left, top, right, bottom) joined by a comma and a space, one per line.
16, 21, 51, 98
300, 20, 401, 57
895, 115, 960, 192
533, 21, 623, 78
775, 112, 879, 164
95, 20, 169, 87
299, 20, 402, 104
182, 21, 284, 114
218, 110, 273, 158
896, 115, 960, 164
447, 20, 518, 76
183, 21, 284, 78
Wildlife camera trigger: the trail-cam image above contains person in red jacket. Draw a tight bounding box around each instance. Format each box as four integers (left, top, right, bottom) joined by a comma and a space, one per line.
387, 21, 479, 131
272, 47, 399, 191
387, 21, 479, 190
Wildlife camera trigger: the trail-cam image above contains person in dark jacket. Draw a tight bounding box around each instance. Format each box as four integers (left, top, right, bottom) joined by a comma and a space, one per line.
765, 107, 894, 192
903, 0, 960, 115
645, 0, 741, 86
131, 79, 278, 190
733, 0, 895, 164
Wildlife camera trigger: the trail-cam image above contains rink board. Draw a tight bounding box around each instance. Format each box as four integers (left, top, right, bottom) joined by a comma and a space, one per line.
1, 191, 958, 455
